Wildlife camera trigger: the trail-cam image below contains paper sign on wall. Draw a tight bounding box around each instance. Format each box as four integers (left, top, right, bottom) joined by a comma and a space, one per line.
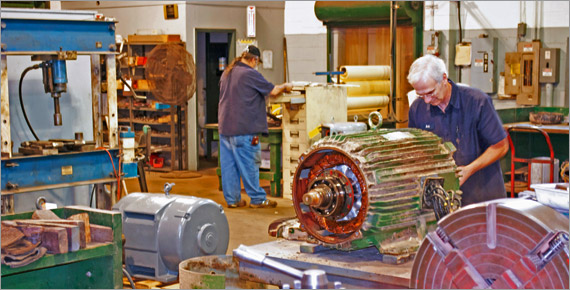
455, 43, 472, 66
262, 50, 273, 69
247, 6, 256, 38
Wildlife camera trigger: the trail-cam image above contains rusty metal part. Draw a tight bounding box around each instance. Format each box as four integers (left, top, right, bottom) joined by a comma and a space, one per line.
292, 128, 460, 258
18, 139, 96, 155
410, 198, 570, 289
421, 177, 462, 220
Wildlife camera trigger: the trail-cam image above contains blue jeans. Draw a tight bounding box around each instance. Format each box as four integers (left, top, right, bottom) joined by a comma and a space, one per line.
220, 134, 267, 205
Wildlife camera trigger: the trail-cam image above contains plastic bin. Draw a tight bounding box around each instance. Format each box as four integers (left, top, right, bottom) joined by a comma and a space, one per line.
530, 183, 569, 211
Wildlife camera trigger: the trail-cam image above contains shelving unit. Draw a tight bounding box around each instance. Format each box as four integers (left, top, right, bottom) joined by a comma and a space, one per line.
117, 35, 188, 172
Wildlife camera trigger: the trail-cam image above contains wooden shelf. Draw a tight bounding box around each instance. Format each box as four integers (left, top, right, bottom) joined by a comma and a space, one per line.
150, 146, 172, 152
118, 119, 171, 125
118, 37, 188, 172
118, 106, 171, 112
147, 166, 172, 172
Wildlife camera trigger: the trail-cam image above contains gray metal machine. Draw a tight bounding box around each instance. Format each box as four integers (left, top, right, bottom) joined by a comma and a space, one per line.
113, 187, 229, 282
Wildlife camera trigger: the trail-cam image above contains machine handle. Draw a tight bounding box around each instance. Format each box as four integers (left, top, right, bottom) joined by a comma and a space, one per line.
233, 245, 335, 289
233, 244, 303, 278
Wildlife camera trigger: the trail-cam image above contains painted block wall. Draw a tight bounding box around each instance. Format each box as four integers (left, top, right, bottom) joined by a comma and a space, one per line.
283, 1, 569, 108
423, 1, 569, 108
284, 1, 328, 83
61, 1, 285, 170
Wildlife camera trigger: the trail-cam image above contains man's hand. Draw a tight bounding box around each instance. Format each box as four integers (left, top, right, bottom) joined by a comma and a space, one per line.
269, 83, 293, 97
456, 137, 509, 186
457, 165, 475, 186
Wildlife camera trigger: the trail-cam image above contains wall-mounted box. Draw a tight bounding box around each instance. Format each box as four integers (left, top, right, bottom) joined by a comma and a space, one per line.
504, 52, 522, 96
470, 37, 498, 93
516, 41, 541, 106
539, 48, 560, 83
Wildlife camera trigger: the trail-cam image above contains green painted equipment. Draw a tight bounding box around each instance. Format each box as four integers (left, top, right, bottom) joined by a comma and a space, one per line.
292, 128, 461, 262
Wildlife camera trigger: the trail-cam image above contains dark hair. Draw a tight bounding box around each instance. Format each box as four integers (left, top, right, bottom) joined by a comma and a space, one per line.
224, 51, 257, 74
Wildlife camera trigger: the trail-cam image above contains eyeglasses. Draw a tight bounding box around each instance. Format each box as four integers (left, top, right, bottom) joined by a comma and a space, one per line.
417, 81, 441, 99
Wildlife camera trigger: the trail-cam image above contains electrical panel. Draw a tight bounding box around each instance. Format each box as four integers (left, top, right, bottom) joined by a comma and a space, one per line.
539, 48, 560, 83
504, 52, 522, 96
470, 37, 498, 93
516, 41, 541, 106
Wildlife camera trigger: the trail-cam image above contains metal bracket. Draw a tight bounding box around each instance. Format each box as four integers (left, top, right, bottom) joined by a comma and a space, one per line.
1, 195, 15, 214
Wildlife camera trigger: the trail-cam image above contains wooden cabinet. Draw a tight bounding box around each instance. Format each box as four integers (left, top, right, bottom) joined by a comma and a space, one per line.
117, 36, 187, 171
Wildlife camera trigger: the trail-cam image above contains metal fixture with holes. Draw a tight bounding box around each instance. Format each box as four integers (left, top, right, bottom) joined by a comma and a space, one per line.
292, 128, 460, 262
411, 198, 569, 289
113, 189, 229, 282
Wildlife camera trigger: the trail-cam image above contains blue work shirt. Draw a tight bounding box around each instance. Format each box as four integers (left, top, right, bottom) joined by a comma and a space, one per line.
408, 79, 507, 205
218, 62, 275, 136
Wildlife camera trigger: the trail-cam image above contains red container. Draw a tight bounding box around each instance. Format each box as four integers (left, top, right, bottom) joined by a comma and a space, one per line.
149, 154, 164, 168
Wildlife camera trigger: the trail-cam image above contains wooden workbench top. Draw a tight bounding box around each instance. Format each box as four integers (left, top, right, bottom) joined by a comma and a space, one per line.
504, 122, 569, 134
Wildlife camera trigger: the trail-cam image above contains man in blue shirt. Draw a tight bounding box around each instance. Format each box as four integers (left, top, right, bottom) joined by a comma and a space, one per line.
218, 45, 292, 208
407, 55, 509, 206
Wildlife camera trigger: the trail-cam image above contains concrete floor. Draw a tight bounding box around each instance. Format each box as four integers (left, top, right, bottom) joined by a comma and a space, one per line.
123, 158, 297, 255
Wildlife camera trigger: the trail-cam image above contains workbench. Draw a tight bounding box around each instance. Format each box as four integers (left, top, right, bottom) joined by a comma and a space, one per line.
238, 240, 412, 289
1, 206, 123, 289
204, 124, 283, 197
503, 122, 569, 135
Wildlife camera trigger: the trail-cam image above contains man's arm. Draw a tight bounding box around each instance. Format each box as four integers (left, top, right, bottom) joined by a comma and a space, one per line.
269, 83, 293, 97
457, 137, 509, 186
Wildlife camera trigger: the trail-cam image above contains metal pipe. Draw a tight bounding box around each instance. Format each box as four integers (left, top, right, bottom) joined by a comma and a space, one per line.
431, 0, 435, 31
390, 1, 398, 122
233, 244, 304, 279
53, 95, 62, 126
545, 83, 553, 107
534, 1, 539, 40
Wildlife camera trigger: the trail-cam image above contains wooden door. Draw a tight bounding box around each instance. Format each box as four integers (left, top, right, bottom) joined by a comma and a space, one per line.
338, 25, 415, 127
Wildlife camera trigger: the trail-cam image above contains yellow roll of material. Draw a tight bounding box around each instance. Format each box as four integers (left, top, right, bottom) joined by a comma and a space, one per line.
347, 95, 390, 110
345, 80, 391, 96
347, 106, 388, 117
340, 65, 391, 81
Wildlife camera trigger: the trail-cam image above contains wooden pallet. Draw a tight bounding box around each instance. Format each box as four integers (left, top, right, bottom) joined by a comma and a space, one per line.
123, 277, 179, 289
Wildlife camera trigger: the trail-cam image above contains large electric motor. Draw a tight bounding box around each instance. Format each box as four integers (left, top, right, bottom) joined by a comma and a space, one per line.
411, 198, 569, 289
292, 128, 461, 260
113, 192, 229, 282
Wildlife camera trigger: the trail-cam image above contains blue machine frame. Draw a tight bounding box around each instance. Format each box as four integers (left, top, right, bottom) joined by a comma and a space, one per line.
1, 18, 116, 53
1, 150, 120, 194
0, 8, 134, 213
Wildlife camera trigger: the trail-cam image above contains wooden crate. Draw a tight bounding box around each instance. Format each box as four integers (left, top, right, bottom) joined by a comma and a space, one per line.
276, 86, 348, 200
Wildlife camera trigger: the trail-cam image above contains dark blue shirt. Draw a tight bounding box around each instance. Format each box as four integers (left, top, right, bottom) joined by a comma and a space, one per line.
408, 79, 507, 205
218, 62, 275, 136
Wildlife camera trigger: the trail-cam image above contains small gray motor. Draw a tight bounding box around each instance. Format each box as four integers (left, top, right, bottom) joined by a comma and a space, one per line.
113, 191, 229, 282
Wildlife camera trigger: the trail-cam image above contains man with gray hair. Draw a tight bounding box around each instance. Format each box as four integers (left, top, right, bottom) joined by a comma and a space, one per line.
407, 54, 509, 206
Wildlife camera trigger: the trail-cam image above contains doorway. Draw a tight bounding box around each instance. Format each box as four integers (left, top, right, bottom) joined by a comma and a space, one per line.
196, 30, 235, 168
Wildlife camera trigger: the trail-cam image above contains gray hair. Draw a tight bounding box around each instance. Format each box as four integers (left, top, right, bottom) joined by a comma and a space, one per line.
407, 54, 448, 85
